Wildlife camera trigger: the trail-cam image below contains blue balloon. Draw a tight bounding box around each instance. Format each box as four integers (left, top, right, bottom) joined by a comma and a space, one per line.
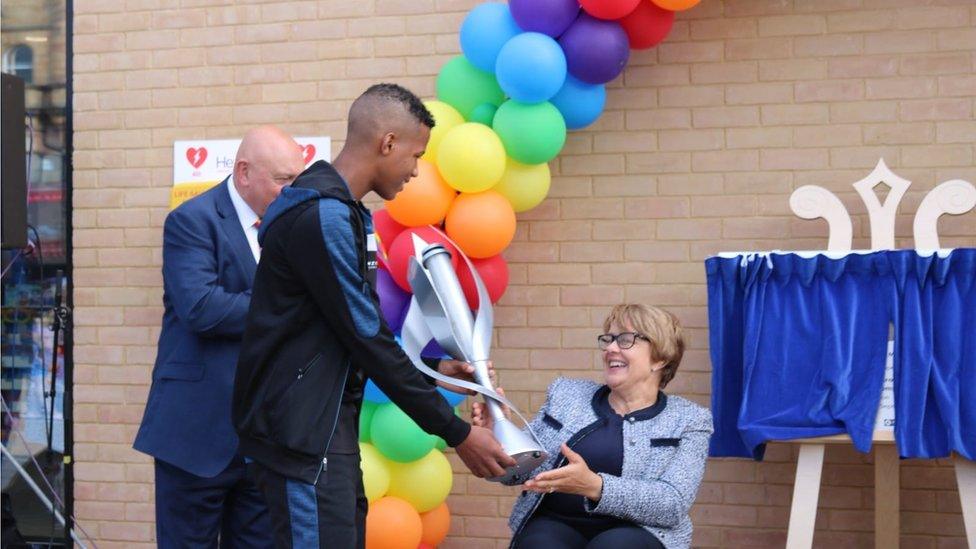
495, 32, 567, 104
549, 75, 606, 129
438, 387, 467, 407
460, 3, 522, 73
364, 379, 391, 404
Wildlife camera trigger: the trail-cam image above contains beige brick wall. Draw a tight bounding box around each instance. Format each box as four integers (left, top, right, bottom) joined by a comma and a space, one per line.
72, 0, 975, 547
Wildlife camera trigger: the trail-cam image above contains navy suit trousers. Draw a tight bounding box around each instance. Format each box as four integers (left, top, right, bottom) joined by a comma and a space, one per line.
155, 456, 273, 549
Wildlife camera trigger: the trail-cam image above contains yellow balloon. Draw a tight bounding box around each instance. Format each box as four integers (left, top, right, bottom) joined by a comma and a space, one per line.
493, 158, 551, 213
436, 123, 506, 193
423, 101, 464, 163
386, 449, 453, 513
360, 442, 391, 503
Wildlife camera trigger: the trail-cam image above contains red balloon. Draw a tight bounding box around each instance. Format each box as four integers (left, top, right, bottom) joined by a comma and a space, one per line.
619, 0, 674, 49
374, 209, 408, 259
580, 0, 640, 20
457, 255, 509, 310
388, 227, 459, 292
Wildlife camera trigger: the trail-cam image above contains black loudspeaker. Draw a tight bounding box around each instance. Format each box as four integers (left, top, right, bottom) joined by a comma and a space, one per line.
2, 73, 28, 250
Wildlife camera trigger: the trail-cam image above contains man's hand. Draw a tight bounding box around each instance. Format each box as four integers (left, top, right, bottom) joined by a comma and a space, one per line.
524, 443, 602, 501
455, 425, 516, 478
436, 359, 496, 395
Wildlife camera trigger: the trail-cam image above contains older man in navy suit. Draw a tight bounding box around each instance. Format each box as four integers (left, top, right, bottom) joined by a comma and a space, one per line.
134, 126, 306, 548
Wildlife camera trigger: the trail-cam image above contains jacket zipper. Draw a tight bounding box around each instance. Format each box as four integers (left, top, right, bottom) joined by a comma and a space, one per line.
312, 204, 366, 486
312, 359, 351, 485
510, 418, 606, 545
296, 353, 321, 381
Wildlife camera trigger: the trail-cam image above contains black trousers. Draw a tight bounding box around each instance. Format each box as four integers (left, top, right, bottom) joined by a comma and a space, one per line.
154, 456, 274, 549
247, 453, 367, 549
514, 515, 664, 549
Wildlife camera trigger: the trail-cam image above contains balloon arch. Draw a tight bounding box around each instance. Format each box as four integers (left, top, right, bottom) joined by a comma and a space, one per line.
362, 0, 701, 547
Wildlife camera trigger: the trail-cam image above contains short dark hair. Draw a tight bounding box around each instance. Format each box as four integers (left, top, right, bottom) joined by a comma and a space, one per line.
360, 83, 435, 129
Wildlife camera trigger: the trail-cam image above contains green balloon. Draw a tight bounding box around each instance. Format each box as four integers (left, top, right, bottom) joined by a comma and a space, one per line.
370, 404, 437, 463
469, 103, 498, 126
359, 401, 378, 443
492, 100, 567, 164
436, 56, 505, 121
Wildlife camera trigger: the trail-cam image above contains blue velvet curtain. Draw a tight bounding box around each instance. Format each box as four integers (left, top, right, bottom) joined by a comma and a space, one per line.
889, 249, 976, 460
707, 249, 975, 461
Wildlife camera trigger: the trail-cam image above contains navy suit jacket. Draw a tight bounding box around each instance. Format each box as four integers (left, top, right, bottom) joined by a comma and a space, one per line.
134, 179, 256, 477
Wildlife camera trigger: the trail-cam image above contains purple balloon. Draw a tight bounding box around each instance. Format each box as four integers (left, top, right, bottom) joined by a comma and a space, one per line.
558, 13, 630, 85
510, 0, 579, 38
376, 268, 410, 332
421, 339, 448, 359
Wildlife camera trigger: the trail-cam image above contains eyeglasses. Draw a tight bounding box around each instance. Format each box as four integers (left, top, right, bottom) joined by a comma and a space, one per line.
597, 332, 649, 350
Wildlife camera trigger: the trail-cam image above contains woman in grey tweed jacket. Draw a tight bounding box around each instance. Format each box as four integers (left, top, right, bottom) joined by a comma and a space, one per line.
473, 304, 712, 549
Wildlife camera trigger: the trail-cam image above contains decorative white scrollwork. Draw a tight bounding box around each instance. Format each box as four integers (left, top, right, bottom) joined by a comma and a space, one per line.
789, 158, 975, 252
789, 186, 853, 252
914, 180, 976, 250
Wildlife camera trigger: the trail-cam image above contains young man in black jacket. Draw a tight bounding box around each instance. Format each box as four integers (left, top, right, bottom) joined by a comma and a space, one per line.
232, 83, 514, 548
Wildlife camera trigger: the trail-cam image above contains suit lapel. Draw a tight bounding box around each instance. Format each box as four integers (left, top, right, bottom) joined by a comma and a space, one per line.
214, 178, 258, 283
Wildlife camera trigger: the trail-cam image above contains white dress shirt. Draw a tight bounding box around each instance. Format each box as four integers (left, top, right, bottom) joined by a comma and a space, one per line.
226, 175, 261, 262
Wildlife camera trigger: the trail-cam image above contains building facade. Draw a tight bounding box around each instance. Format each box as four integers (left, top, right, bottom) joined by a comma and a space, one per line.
67, 0, 974, 547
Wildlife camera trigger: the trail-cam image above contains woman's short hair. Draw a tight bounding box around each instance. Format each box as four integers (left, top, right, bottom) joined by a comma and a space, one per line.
603, 303, 685, 389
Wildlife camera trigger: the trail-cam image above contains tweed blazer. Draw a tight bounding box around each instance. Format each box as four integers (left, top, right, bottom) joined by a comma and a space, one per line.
508, 377, 713, 549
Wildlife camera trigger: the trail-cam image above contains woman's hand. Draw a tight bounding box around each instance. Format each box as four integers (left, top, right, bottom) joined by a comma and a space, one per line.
524, 443, 603, 501
471, 387, 511, 429
436, 359, 497, 394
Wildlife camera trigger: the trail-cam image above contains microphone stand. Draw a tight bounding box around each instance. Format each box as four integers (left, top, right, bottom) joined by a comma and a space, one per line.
46, 269, 69, 463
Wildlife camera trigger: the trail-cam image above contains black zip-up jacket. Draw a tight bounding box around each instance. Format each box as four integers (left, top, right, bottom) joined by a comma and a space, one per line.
232, 161, 470, 483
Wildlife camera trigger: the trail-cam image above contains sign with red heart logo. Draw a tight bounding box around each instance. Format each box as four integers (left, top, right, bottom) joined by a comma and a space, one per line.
301, 144, 316, 165
185, 147, 208, 169
173, 136, 329, 210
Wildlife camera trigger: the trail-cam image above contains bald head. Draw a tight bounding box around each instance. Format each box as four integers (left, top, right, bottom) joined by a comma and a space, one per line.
233, 125, 305, 216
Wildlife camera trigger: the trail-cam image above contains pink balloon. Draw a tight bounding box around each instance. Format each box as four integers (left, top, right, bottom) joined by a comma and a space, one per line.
387, 227, 459, 292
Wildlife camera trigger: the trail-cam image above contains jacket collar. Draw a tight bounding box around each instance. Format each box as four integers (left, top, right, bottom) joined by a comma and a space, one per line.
592, 385, 668, 422
257, 160, 354, 245
213, 177, 257, 276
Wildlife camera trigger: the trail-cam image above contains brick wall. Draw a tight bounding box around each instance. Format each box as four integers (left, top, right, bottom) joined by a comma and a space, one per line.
71, 0, 975, 547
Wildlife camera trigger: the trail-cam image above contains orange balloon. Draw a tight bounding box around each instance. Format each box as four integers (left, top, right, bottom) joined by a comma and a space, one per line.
420, 502, 451, 547
365, 497, 423, 549
385, 159, 457, 227
445, 191, 516, 259
650, 0, 700, 10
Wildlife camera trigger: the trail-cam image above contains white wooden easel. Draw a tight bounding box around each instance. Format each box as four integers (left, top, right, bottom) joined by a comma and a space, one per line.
783, 159, 976, 548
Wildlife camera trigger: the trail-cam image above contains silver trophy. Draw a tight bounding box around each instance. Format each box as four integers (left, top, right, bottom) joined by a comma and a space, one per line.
399, 234, 547, 485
